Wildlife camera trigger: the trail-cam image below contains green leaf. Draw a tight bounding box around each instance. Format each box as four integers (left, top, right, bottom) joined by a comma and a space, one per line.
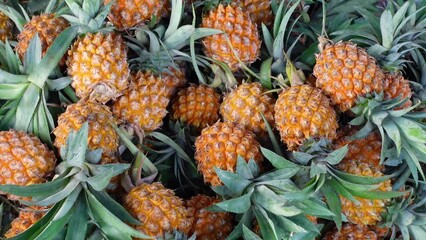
149, 132, 192, 162
46, 77, 72, 91
163, 25, 195, 50
295, 199, 335, 218
65, 194, 88, 240
261, 147, 300, 170
242, 225, 262, 240
163, 0, 183, 40
14, 84, 40, 131
252, 185, 302, 217
65, 122, 89, 167
394, 118, 426, 143
86, 168, 114, 191
213, 193, 252, 214
0, 83, 29, 99
53, 185, 82, 220
321, 184, 342, 229
348, 189, 405, 200
236, 156, 254, 179
260, 58, 272, 90
253, 206, 278, 240
24, 34, 42, 74
214, 167, 252, 195
330, 168, 392, 185
324, 145, 348, 165
31, 208, 72, 240
269, 214, 308, 234
33, 178, 80, 206
226, 210, 253, 240
256, 168, 300, 182
0, 177, 69, 198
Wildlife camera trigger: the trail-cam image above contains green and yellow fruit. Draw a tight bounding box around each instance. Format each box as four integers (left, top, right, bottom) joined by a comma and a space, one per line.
4, 207, 47, 238
0, 12, 13, 42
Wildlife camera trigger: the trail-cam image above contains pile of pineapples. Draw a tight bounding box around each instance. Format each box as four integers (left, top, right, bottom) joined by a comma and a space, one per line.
0, 0, 425, 239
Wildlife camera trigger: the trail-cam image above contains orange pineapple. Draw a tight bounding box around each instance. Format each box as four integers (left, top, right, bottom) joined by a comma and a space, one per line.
0, 12, 13, 42
194, 121, 263, 186
171, 85, 221, 129
4, 207, 48, 238
383, 73, 412, 109
220, 82, 275, 136
274, 85, 338, 150
323, 223, 388, 240
201, 4, 261, 71
234, 0, 274, 26
161, 67, 187, 98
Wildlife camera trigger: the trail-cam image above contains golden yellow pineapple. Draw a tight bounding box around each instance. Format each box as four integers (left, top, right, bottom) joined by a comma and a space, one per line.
53, 100, 119, 164
171, 85, 221, 129
112, 71, 170, 132
4, 206, 48, 238
220, 82, 274, 136
234, 0, 274, 26
337, 159, 392, 226
313, 41, 385, 112
161, 67, 187, 97
383, 73, 412, 109
185, 194, 233, 240
323, 223, 388, 240
0, 130, 56, 201
0, 12, 13, 42
274, 85, 338, 150
105, 0, 169, 29
67, 32, 130, 103
123, 182, 191, 238
201, 4, 261, 72
194, 121, 263, 186
16, 14, 69, 64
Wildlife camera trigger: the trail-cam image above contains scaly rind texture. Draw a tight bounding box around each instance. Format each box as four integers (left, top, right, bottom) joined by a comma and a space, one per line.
171, 85, 220, 129
0, 12, 13, 42
106, 0, 168, 28
314, 42, 385, 112
220, 82, 275, 136
112, 71, 170, 132
53, 100, 119, 164
67, 32, 130, 103
123, 182, 191, 238
161, 67, 187, 98
16, 14, 69, 64
4, 207, 47, 238
185, 194, 233, 240
233, 0, 273, 26
194, 121, 263, 186
383, 73, 412, 109
201, 4, 261, 72
337, 160, 391, 226
274, 85, 338, 150
323, 223, 388, 240
0, 130, 56, 200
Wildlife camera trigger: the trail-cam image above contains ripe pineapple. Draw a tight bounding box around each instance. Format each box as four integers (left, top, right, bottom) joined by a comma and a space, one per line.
123, 182, 191, 238
161, 67, 187, 97
0, 130, 56, 200
194, 121, 263, 186
313, 41, 385, 112
383, 73, 412, 109
171, 85, 221, 129
0, 12, 13, 42
220, 82, 275, 136
15, 14, 69, 64
53, 100, 119, 164
201, 3, 261, 72
112, 71, 170, 132
234, 0, 273, 26
323, 223, 388, 240
185, 194, 233, 240
105, 0, 168, 28
4, 206, 47, 238
274, 85, 338, 150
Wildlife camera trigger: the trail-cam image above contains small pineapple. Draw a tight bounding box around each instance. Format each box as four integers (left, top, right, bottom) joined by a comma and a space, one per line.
383, 73, 412, 109
0, 12, 13, 42
234, 0, 274, 26
105, 0, 169, 28
53, 100, 119, 164
201, 3, 261, 71
185, 194, 233, 240
220, 82, 275, 136
4, 206, 48, 238
194, 121, 263, 186
0, 130, 56, 201
171, 85, 221, 129
274, 85, 338, 150
123, 182, 191, 238
313, 41, 385, 112
112, 71, 170, 132
323, 223, 388, 240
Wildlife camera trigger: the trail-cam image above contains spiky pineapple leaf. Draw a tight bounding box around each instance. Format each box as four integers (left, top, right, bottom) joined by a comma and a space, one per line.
321, 184, 342, 229
253, 206, 278, 240
0, 176, 69, 198
53, 185, 82, 220
242, 225, 262, 240
252, 186, 302, 217
261, 147, 300, 170
210, 193, 252, 214
65, 194, 88, 240
214, 167, 252, 195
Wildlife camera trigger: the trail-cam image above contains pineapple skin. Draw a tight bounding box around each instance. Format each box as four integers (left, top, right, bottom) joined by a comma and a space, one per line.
0, 130, 56, 201
314, 41, 385, 112
201, 4, 261, 72
171, 85, 221, 129
234, 0, 274, 26
220, 82, 275, 136
195, 121, 263, 186
67, 32, 130, 104
274, 85, 338, 150
123, 182, 191, 238
185, 194, 233, 240
383, 73, 412, 109
323, 223, 388, 240
0, 12, 13, 42
4, 207, 47, 238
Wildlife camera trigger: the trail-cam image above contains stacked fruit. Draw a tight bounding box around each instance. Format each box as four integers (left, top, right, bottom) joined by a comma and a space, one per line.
0, 0, 425, 239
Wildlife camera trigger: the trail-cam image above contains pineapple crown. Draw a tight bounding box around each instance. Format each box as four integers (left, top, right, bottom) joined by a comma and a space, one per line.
0, 122, 150, 239
350, 93, 426, 184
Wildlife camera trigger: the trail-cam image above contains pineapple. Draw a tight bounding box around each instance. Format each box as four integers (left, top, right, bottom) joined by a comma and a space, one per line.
0, 11, 12, 42
123, 182, 191, 238
0, 130, 56, 201
274, 84, 338, 150
323, 223, 388, 240
200, 3, 261, 72
313, 41, 385, 112
171, 85, 221, 129
53, 100, 119, 164
234, 0, 274, 26
161, 67, 187, 98
194, 121, 263, 186
64, 0, 130, 103
383, 73, 412, 109
220, 82, 275, 136
112, 71, 170, 132
4, 206, 47, 238
185, 194, 233, 240
105, 0, 169, 28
